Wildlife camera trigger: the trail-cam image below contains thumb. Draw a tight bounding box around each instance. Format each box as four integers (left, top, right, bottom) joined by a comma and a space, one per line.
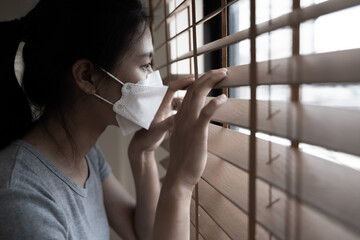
151, 114, 176, 135
198, 94, 227, 125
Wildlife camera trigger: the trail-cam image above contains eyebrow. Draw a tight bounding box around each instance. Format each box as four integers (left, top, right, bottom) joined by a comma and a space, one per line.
138, 52, 153, 58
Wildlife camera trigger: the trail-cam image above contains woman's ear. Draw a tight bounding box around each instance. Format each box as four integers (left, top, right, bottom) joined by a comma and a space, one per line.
72, 59, 97, 95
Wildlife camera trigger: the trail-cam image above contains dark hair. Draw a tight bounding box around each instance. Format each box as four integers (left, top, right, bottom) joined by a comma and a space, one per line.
0, 0, 149, 150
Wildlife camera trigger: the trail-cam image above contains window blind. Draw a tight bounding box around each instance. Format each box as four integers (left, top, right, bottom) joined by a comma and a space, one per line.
149, 0, 360, 239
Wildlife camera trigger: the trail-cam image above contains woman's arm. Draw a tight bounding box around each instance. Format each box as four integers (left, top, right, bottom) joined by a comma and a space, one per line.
102, 69, 227, 240
102, 173, 138, 239
128, 149, 160, 240
103, 77, 195, 240
102, 151, 160, 240
153, 68, 228, 239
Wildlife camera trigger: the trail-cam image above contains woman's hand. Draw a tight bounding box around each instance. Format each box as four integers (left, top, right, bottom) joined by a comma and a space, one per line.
128, 77, 194, 157
153, 68, 227, 240
165, 68, 228, 189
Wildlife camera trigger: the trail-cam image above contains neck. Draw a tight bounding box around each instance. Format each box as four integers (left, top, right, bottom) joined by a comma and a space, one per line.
23, 104, 107, 186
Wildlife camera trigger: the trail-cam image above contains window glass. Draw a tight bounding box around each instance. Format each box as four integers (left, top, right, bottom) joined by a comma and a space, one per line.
299, 143, 360, 172
227, 1, 360, 171
256, 27, 292, 62
256, 0, 292, 24
301, 84, 360, 109
301, 0, 327, 8
300, 6, 360, 54
229, 0, 250, 33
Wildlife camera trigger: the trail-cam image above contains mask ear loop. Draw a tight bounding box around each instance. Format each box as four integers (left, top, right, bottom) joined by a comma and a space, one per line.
93, 65, 125, 105
98, 66, 125, 85
93, 93, 114, 105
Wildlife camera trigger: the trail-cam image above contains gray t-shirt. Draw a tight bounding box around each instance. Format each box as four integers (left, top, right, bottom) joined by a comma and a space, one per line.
0, 140, 112, 239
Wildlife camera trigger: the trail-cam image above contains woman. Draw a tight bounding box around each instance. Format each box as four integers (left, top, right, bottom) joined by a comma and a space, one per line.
0, 0, 227, 239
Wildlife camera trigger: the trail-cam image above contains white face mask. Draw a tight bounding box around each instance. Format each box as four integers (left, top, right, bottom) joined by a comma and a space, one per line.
94, 67, 168, 136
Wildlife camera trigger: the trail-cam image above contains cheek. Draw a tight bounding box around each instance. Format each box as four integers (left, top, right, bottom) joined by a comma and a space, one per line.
108, 84, 123, 102
98, 80, 123, 102
119, 63, 147, 84
128, 70, 147, 84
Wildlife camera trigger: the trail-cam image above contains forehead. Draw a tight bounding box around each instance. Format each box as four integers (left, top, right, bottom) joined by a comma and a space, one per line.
132, 27, 153, 57
113, 27, 153, 70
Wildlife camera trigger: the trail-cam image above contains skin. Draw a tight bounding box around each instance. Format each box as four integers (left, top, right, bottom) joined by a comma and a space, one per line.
23, 27, 228, 240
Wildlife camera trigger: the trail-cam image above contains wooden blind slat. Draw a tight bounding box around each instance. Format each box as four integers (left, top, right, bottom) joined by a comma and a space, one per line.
156, 0, 239, 59
208, 124, 249, 170
206, 97, 249, 128
223, 49, 360, 87
163, 49, 360, 86
202, 152, 248, 213
154, 0, 189, 31
198, 179, 271, 240
159, 0, 360, 35
154, 19, 165, 32
167, 0, 190, 19
157, 0, 360, 69
169, 25, 192, 42
255, 48, 360, 85
198, 206, 232, 240
198, 179, 248, 240
255, 0, 360, 39
256, 136, 360, 232
256, 179, 360, 240
155, 0, 239, 40
152, 0, 360, 238
200, 146, 360, 239
193, 199, 232, 240
154, 41, 166, 52
208, 98, 360, 156
208, 124, 360, 232
164, 123, 360, 233
196, 0, 238, 27
153, 0, 163, 11
190, 223, 196, 240
190, 222, 205, 240
257, 101, 360, 156
191, 199, 195, 225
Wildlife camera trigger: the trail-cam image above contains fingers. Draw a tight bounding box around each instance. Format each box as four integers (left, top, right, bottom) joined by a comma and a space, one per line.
151, 114, 176, 135
198, 94, 227, 126
190, 68, 227, 97
178, 68, 227, 118
168, 77, 195, 92
159, 77, 194, 112
163, 77, 194, 102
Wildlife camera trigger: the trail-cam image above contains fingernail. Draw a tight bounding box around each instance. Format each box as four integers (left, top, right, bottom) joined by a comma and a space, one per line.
219, 70, 227, 77
218, 94, 227, 103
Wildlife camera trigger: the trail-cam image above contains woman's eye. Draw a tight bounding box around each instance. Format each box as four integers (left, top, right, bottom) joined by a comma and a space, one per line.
141, 63, 153, 71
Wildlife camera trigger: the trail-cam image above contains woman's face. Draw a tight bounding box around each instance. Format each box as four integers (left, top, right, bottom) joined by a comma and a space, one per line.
114, 27, 154, 84
95, 27, 154, 126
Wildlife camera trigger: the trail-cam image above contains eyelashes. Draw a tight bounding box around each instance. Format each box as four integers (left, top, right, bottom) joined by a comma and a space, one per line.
141, 62, 153, 71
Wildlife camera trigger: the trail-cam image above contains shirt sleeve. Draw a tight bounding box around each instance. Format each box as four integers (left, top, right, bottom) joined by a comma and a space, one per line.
93, 144, 112, 182
0, 188, 67, 240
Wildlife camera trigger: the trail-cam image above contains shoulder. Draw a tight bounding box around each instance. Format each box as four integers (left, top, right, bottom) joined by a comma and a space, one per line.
0, 140, 37, 188
87, 144, 105, 161
87, 144, 112, 182
0, 142, 68, 238
0, 187, 67, 239
0, 141, 54, 193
